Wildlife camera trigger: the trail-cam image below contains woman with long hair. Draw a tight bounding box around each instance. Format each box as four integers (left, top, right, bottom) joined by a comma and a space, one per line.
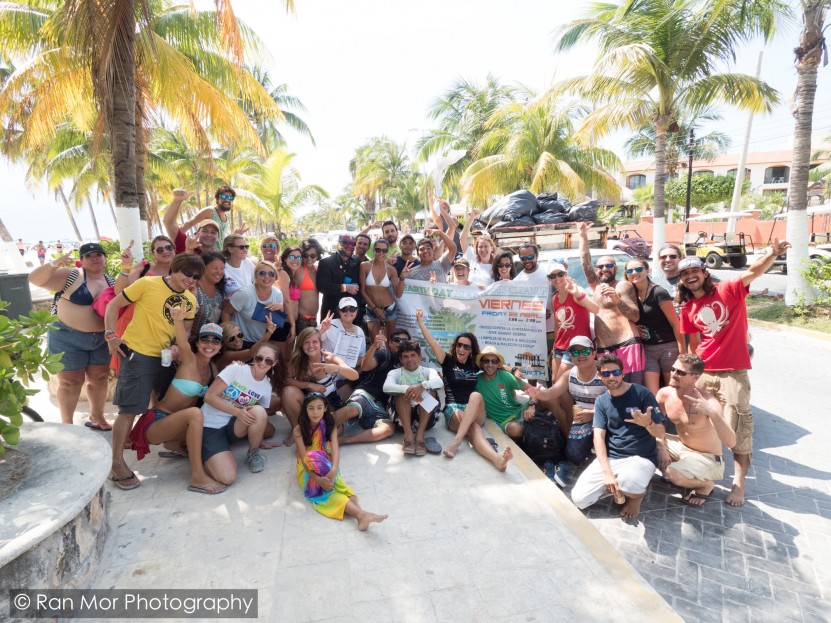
460, 210, 496, 287
277, 245, 301, 360
189, 251, 227, 343
415, 309, 513, 470
626, 258, 684, 396
294, 238, 324, 331
359, 238, 408, 339
221, 260, 285, 349
281, 327, 358, 445
221, 234, 256, 295
491, 251, 516, 282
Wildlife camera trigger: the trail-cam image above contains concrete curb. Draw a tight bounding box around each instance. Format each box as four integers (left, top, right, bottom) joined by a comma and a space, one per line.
485, 420, 683, 623
748, 318, 831, 342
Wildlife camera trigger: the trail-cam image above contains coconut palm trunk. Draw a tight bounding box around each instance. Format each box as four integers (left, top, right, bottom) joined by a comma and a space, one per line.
652, 119, 669, 254
0, 217, 13, 242
785, 0, 829, 306
57, 186, 83, 242
87, 198, 101, 240
135, 88, 150, 239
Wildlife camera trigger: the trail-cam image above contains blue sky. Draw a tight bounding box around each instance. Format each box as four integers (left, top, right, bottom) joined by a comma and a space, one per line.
2, 0, 829, 242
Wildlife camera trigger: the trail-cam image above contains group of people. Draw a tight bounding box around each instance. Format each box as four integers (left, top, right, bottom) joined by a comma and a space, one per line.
28, 182, 788, 528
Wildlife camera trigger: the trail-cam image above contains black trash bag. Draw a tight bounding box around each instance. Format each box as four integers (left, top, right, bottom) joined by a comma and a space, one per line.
501, 190, 539, 222
537, 192, 564, 213
532, 211, 569, 225
489, 215, 537, 229
566, 200, 599, 222
559, 197, 573, 210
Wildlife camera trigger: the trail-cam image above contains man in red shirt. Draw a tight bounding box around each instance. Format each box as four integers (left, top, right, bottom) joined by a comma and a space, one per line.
677, 239, 790, 506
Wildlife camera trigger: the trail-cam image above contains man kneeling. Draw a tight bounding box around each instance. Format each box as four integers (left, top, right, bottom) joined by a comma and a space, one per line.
571, 355, 669, 519
657, 354, 736, 506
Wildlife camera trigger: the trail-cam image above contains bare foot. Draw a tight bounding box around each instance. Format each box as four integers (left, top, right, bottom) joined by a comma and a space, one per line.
725, 484, 745, 507
443, 439, 462, 459
282, 435, 295, 447
357, 512, 388, 531
495, 446, 513, 472
620, 496, 644, 519
259, 439, 283, 449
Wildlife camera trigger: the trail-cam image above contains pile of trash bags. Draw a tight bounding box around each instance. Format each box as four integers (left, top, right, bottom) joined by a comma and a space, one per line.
474, 190, 598, 231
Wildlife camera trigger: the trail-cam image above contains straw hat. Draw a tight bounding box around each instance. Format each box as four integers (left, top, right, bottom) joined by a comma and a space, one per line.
476, 345, 505, 368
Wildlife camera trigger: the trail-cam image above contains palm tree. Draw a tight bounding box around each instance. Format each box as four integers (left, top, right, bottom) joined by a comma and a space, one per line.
349, 137, 410, 221
554, 0, 784, 253
461, 92, 622, 208
385, 168, 428, 231
787, 3, 830, 305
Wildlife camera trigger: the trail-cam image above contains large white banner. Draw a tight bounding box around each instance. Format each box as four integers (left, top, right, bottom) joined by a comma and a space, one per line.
396, 280, 549, 381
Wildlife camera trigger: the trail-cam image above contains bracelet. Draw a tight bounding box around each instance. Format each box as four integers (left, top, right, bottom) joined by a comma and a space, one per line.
119, 271, 130, 277
577, 292, 587, 301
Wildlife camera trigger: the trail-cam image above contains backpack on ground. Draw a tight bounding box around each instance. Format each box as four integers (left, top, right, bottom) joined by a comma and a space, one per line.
522, 409, 564, 465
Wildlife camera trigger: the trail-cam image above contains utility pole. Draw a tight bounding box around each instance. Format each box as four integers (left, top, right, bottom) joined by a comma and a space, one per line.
684, 129, 695, 233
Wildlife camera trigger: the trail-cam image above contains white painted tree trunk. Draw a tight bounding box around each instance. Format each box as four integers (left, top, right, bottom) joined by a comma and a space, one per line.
652, 216, 666, 258
785, 208, 812, 305
116, 206, 144, 260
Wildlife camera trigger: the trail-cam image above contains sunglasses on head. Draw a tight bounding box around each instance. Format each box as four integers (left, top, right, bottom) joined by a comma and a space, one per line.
481, 357, 500, 365
182, 271, 201, 280
227, 332, 244, 342
287, 254, 302, 262
261, 243, 277, 249
303, 253, 317, 259
340, 306, 357, 313
548, 272, 566, 279
199, 335, 222, 344
257, 270, 276, 278
254, 354, 275, 366
670, 366, 691, 377
519, 254, 535, 262
659, 254, 679, 260
625, 267, 644, 275
456, 342, 473, 351
596, 263, 615, 270
154, 244, 174, 253
599, 369, 623, 378
219, 194, 235, 201
569, 347, 593, 357
232, 244, 249, 250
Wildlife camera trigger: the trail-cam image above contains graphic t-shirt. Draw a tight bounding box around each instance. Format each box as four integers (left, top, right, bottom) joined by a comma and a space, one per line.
230, 284, 284, 343
593, 383, 665, 466
121, 277, 197, 357
224, 259, 257, 296
514, 268, 555, 332
441, 355, 479, 405
202, 363, 272, 429
407, 257, 452, 283
680, 278, 750, 372
476, 369, 524, 428
568, 368, 607, 440
638, 285, 675, 345
552, 292, 592, 350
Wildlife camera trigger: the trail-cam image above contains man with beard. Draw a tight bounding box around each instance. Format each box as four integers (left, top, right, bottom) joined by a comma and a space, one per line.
406, 229, 457, 283
362, 220, 401, 261
316, 234, 361, 321
513, 244, 556, 352
163, 188, 223, 254
650, 243, 685, 297
578, 222, 643, 383
354, 233, 371, 264
186, 185, 237, 251
676, 240, 789, 506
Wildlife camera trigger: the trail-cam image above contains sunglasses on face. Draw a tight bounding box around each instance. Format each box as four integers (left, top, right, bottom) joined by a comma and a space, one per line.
497, 263, 513, 269
154, 244, 174, 253
303, 253, 317, 259
659, 254, 679, 260
219, 194, 235, 201
287, 254, 302, 262
199, 336, 222, 344
625, 267, 644, 275
182, 271, 201, 280
232, 244, 249, 250
481, 357, 500, 365
390, 337, 407, 343
254, 354, 275, 366
227, 332, 244, 342
456, 342, 473, 351
454, 265, 468, 270
548, 272, 566, 279
261, 243, 277, 249
340, 306, 357, 313
374, 248, 389, 254
569, 347, 593, 357
257, 270, 276, 278
596, 263, 615, 270
519, 254, 535, 262
670, 366, 691, 377
599, 369, 623, 378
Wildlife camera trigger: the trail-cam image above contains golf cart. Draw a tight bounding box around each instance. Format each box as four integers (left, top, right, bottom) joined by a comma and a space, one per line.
683, 211, 756, 269
607, 227, 652, 259
768, 204, 831, 273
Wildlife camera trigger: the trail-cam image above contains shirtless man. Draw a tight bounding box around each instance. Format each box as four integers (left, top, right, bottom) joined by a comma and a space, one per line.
656, 354, 736, 506
578, 221, 643, 383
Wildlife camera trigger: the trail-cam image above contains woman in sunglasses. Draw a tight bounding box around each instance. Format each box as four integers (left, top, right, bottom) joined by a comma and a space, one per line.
189, 251, 227, 343
359, 238, 408, 339
259, 236, 280, 264
319, 297, 366, 399
459, 209, 496, 287
294, 238, 324, 332
625, 258, 684, 396
491, 251, 517, 282
282, 327, 358, 446
127, 307, 227, 494
221, 234, 256, 296
278, 246, 302, 354
222, 260, 286, 350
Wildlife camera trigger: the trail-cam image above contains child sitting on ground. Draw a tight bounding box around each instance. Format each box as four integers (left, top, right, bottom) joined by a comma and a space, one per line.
293, 393, 388, 531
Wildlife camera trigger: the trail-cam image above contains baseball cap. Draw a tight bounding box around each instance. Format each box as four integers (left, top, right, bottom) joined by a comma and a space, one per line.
400, 234, 416, 243
453, 258, 470, 268
546, 259, 569, 276
79, 243, 105, 257
678, 257, 704, 271
568, 336, 594, 350
199, 323, 223, 339
197, 219, 220, 232
339, 297, 358, 309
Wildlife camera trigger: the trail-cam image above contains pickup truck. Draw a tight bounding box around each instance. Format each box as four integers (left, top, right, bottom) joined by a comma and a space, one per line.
482, 221, 609, 254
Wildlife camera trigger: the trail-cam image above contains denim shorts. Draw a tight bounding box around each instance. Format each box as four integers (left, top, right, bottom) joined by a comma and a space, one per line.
47, 320, 110, 372
201, 418, 245, 461
364, 301, 397, 325
552, 348, 574, 365
442, 402, 468, 427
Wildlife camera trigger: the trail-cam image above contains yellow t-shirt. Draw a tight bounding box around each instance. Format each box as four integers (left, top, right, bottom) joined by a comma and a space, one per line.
122, 276, 197, 357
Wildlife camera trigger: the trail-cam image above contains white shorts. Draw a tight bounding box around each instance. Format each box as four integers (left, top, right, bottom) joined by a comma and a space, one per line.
571, 455, 657, 509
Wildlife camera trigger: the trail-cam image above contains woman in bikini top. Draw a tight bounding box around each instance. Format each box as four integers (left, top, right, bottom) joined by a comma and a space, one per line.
293, 238, 323, 328
359, 238, 409, 339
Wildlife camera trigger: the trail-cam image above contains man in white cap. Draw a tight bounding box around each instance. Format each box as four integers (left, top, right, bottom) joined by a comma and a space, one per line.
676, 238, 790, 506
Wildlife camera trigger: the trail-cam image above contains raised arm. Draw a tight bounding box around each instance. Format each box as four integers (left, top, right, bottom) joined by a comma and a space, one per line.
162, 189, 194, 240
167, 304, 195, 365
415, 309, 446, 364
564, 278, 600, 314
578, 222, 598, 288
425, 227, 457, 261
742, 239, 790, 287
27, 252, 75, 291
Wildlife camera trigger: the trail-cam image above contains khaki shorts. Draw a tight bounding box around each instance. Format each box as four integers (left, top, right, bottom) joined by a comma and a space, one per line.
665, 435, 724, 482
697, 370, 752, 455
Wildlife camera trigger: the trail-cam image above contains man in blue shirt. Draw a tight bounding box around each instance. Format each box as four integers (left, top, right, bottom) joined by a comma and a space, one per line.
571, 354, 669, 519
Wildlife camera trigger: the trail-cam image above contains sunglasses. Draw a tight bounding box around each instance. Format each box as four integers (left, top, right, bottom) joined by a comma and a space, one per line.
548, 272, 566, 279
154, 244, 174, 253
659, 254, 679, 260
596, 263, 615, 270
257, 270, 276, 278
182, 271, 201, 280
261, 243, 277, 249
456, 342, 473, 351
481, 357, 500, 365
303, 253, 318, 259
219, 194, 235, 201
569, 347, 593, 357
232, 244, 249, 250
599, 369, 623, 378
519, 254, 536, 261
199, 336, 222, 344
254, 354, 275, 366
497, 263, 513, 269
287, 254, 302, 262
390, 337, 407, 343
374, 248, 389, 254
625, 267, 644, 275
670, 366, 691, 377
340, 306, 357, 313
227, 332, 244, 342
454, 265, 469, 270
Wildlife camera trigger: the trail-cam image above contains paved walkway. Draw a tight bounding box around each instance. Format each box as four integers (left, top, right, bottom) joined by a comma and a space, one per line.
553, 325, 831, 623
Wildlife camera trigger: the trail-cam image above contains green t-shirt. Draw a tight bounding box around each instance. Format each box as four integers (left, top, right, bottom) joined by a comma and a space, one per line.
475, 369, 524, 428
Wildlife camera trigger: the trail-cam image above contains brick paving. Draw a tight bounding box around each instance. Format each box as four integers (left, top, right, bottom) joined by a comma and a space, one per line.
551, 325, 831, 623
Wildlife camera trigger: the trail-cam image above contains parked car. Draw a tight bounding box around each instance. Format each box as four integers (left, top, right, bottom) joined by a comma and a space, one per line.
607, 228, 652, 259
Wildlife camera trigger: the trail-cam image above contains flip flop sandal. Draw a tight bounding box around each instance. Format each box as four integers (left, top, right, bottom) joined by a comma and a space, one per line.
109, 471, 140, 490
424, 437, 442, 455
187, 483, 227, 495
84, 421, 112, 431
681, 490, 711, 506
486, 437, 498, 452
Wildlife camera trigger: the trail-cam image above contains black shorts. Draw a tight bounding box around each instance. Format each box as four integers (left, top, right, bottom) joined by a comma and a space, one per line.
114, 351, 175, 415
201, 419, 246, 461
